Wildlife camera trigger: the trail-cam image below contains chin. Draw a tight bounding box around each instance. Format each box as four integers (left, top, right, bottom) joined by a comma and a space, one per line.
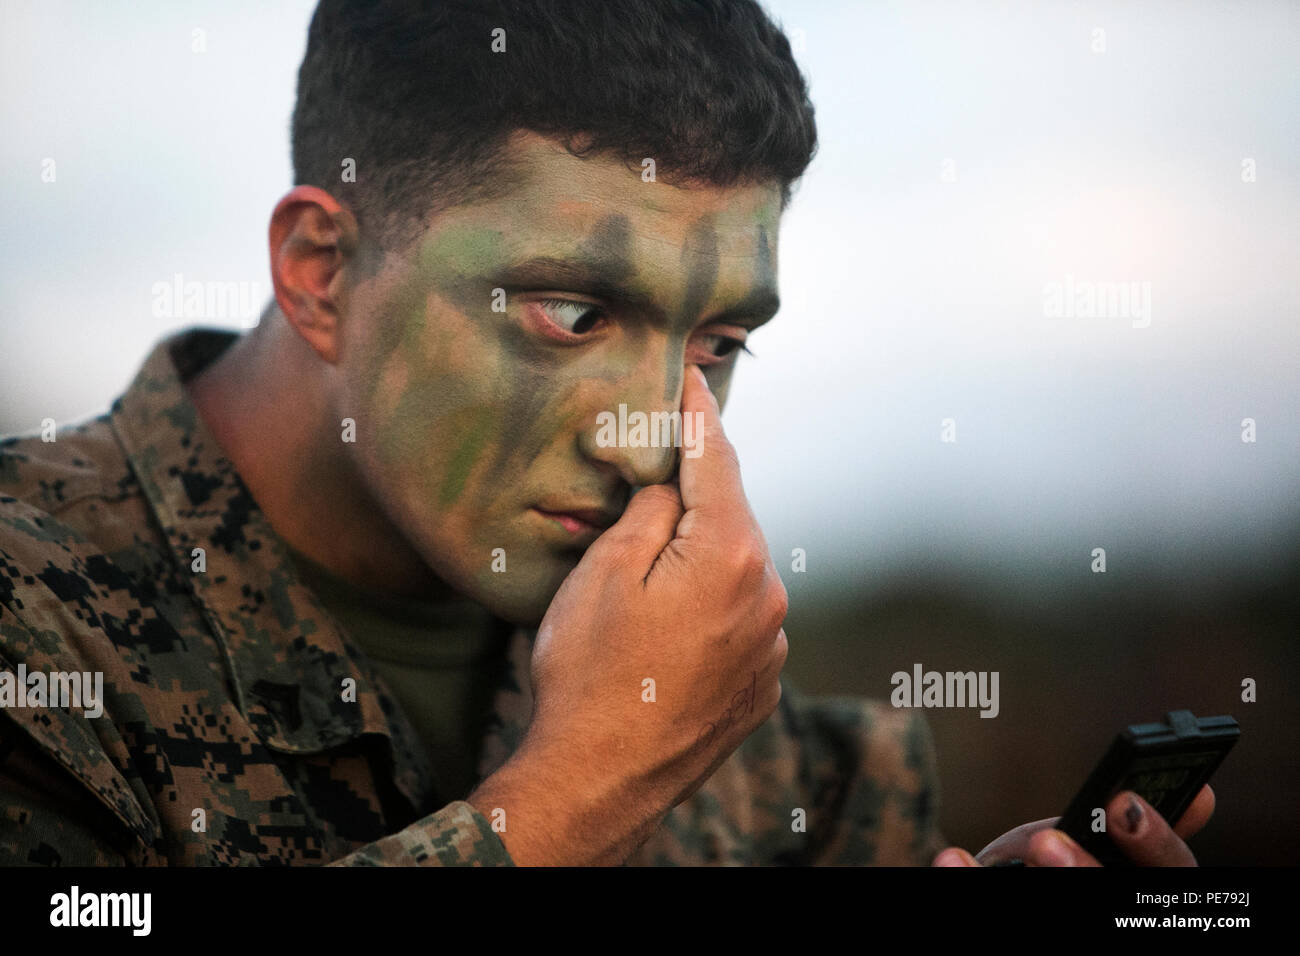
460, 554, 579, 627
478, 586, 558, 628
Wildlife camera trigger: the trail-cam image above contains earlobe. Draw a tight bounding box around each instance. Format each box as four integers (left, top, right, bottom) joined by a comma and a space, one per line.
268, 186, 360, 365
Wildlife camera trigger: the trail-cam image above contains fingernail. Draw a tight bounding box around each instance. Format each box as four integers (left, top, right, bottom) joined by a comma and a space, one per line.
1124, 795, 1144, 835
1035, 831, 1078, 867
933, 848, 975, 867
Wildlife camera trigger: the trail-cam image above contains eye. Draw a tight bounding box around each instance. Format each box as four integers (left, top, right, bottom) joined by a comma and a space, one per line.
697, 334, 744, 357
686, 324, 752, 366
537, 297, 606, 335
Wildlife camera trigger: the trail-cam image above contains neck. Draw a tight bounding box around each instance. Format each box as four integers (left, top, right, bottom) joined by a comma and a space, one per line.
186, 306, 448, 600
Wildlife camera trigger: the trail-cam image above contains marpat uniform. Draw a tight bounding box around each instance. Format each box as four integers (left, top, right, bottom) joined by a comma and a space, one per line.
0, 329, 945, 866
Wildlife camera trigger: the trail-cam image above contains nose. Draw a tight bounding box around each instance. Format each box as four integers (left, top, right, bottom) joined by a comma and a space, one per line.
579, 361, 684, 488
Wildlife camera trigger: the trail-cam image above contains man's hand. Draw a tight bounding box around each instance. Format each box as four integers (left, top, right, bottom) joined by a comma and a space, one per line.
468, 364, 789, 866
932, 785, 1217, 866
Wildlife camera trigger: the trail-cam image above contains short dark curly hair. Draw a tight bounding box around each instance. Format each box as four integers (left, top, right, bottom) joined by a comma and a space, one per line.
292, 0, 818, 254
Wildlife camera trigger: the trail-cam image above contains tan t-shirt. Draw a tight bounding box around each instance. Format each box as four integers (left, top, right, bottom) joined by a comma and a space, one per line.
287, 547, 511, 803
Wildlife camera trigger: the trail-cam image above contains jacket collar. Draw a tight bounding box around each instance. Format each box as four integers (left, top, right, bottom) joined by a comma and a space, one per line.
109, 327, 535, 808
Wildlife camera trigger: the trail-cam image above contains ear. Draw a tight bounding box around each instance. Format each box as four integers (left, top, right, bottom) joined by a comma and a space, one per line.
268, 186, 360, 364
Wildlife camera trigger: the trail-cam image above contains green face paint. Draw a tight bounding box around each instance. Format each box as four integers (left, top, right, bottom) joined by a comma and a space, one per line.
337, 130, 784, 624
440, 405, 495, 506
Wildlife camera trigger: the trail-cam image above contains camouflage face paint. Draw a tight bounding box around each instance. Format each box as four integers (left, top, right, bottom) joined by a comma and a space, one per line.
485, 213, 638, 479
666, 215, 719, 402
336, 131, 783, 624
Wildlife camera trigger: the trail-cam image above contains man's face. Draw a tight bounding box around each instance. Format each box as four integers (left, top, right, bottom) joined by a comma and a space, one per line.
338, 130, 782, 623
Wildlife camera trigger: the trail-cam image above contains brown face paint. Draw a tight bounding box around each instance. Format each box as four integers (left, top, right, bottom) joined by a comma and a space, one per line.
701, 222, 779, 412
664, 213, 720, 402
734, 224, 775, 317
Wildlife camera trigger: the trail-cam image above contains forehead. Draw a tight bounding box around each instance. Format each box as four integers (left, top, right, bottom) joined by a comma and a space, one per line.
409, 130, 782, 313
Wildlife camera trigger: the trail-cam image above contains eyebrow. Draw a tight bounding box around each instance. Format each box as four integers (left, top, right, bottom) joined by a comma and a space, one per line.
494, 255, 781, 328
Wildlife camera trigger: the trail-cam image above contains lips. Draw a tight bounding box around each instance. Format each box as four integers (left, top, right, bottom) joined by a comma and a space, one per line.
532, 504, 619, 535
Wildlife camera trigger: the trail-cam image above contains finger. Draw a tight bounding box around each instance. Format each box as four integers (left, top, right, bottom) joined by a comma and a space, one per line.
933, 848, 981, 867
772, 627, 789, 662
1170, 785, 1216, 841
761, 628, 790, 686
596, 483, 684, 557
1105, 791, 1198, 866
676, 364, 747, 526
973, 817, 1059, 865
1025, 829, 1102, 867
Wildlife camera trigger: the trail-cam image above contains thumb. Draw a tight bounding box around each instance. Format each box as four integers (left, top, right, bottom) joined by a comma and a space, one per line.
597, 483, 685, 557
1171, 784, 1216, 840
933, 848, 981, 867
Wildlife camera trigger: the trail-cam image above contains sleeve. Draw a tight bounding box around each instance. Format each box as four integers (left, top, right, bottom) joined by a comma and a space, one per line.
327, 802, 515, 866
0, 717, 516, 867
648, 682, 949, 866
1, 592, 511, 867
1, 689, 514, 867
795, 695, 948, 866
900, 709, 949, 864
0, 729, 135, 866
0, 570, 148, 865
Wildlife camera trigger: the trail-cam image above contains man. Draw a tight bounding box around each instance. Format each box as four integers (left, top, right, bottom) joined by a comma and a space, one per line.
0, 0, 1212, 866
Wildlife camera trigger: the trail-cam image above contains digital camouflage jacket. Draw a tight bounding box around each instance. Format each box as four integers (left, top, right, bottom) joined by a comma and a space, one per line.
0, 329, 946, 866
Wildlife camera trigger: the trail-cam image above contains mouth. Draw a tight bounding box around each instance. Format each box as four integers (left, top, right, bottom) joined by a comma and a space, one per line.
531, 504, 619, 542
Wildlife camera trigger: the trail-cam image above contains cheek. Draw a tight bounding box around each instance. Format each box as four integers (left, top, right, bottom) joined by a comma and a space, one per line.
370, 375, 495, 517
474, 316, 607, 482
364, 307, 593, 527
355, 296, 509, 515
